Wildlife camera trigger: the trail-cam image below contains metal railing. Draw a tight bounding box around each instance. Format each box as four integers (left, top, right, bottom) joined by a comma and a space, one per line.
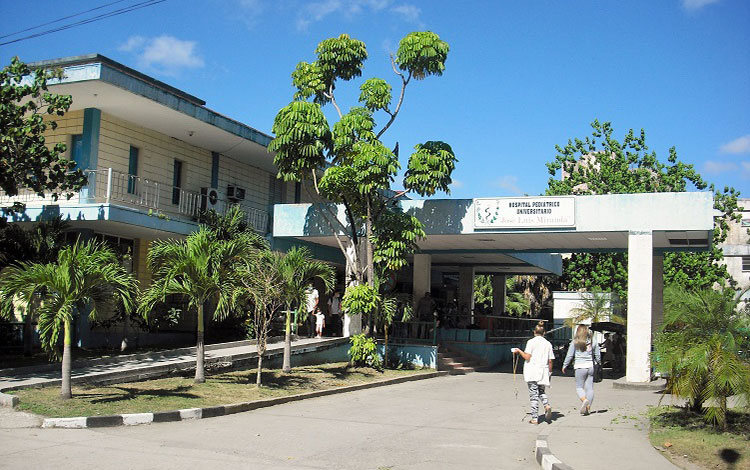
0, 168, 270, 234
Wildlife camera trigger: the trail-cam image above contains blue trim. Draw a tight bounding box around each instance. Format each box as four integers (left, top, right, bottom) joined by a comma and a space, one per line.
271, 237, 345, 265
2, 204, 199, 236
211, 152, 220, 188
81, 108, 101, 170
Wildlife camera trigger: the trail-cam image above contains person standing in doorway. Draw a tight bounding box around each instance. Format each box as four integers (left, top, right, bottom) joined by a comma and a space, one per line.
512, 321, 555, 424
328, 291, 342, 336
305, 285, 319, 338
414, 292, 436, 339
562, 324, 601, 415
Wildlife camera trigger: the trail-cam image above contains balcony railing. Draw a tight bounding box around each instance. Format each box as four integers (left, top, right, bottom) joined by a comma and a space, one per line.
0, 168, 270, 234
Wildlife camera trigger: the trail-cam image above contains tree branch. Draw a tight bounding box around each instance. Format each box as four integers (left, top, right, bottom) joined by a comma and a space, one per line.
376, 56, 411, 139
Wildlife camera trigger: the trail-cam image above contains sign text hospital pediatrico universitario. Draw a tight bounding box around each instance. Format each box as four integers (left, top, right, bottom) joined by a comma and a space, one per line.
473, 197, 576, 228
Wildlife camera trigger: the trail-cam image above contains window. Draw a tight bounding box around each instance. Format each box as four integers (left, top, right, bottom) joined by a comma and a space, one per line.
743, 256, 750, 272
172, 159, 182, 205
127, 146, 139, 194
71, 134, 83, 168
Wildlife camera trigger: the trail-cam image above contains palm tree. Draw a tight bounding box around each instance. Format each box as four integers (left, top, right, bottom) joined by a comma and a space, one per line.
0, 217, 70, 355
652, 286, 750, 429
139, 227, 264, 383
564, 289, 625, 328
278, 246, 335, 373
0, 239, 136, 398
238, 249, 285, 386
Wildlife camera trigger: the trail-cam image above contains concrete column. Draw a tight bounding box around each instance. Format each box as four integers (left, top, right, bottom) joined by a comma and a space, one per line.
651, 255, 664, 338
413, 254, 432, 302
626, 231, 653, 383
492, 275, 506, 315
458, 266, 475, 319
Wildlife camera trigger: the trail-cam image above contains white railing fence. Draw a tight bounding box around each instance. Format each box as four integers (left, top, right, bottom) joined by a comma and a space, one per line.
1, 168, 269, 234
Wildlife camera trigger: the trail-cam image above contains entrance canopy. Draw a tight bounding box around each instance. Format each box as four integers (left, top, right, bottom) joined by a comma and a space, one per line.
273, 191, 715, 383
273, 191, 714, 267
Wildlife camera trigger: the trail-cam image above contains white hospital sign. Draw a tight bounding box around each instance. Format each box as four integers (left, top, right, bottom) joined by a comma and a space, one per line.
474, 197, 576, 228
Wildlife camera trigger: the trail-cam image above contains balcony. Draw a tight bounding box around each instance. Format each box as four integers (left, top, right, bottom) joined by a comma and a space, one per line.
0, 168, 269, 234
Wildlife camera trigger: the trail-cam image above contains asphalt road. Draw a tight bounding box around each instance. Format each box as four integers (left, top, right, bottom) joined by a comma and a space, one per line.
0, 371, 542, 470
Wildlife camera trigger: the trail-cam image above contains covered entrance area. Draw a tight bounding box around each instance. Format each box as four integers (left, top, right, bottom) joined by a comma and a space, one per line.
273, 191, 715, 383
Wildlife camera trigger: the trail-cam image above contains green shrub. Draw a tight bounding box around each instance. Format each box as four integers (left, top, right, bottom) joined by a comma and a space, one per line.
348, 334, 381, 370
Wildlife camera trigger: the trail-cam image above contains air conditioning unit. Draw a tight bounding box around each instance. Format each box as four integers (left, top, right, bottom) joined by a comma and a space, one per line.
226, 185, 246, 202
200, 187, 221, 212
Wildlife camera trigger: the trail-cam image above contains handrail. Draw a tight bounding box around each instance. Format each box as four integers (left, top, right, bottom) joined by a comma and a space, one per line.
0, 168, 270, 233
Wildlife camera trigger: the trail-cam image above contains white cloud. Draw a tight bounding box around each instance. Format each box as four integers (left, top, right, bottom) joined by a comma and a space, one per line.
682, 0, 721, 10
294, 0, 420, 31
493, 175, 523, 196
703, 160, 739, 174
719, 135, 750, 154
118, 36, 145, 52
449, 179, 464, 190
236, 0, 266, 28
119, 35, 204, 75
742, 162, 750, 179
391, 4, 421, 24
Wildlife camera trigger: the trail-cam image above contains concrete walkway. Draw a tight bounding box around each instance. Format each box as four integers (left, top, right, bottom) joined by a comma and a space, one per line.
0, 354, 678, 470
0, 337, 345, 392
540, 374, 679, 470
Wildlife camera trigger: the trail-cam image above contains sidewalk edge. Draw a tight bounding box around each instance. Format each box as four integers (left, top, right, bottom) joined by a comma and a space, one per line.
535, 431, 575, 470
40, 370, 450, 429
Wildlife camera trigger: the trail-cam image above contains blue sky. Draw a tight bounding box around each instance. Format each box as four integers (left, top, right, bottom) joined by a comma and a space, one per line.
1, 0, 748, 199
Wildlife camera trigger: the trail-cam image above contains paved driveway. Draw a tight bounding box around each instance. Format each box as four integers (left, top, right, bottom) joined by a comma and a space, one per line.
0, 371, 542, 470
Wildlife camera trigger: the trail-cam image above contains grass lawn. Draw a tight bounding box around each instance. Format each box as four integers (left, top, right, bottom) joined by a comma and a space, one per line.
10, 362, 430, 418
649, 406, 750, 470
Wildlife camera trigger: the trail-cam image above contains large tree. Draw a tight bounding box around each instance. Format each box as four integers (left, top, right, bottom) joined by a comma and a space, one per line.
0, 240, 136, 398
545, 120, 741, 301
0, 57, 87, 215
269, 32, 457, 309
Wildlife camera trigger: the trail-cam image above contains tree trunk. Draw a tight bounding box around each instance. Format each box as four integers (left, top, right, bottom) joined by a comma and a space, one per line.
23, 311, 33, 357
283, 309, 292, 373
120, 313, 129, 351
384, 323, 389, 369
195, 304, 205, 384
365, 201, 375, 335
61, 318, 72, 399
256, 352, 263, 387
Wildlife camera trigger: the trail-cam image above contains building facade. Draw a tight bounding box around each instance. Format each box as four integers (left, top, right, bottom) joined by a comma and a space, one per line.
1, 54, 318, 347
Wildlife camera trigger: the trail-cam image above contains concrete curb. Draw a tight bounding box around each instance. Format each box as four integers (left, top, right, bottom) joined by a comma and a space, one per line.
40, 370, 449, 429
612, 378, 666, 391
0, 337, 346, 402
534, 431, 574, 470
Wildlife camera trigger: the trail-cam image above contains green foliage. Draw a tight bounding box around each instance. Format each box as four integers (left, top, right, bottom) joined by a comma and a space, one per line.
395, 31, 450, 80
348, 333, 381, 369
342, 283, 379, 317
0, 239, 137, 359
269, 101, 331, 182
404, 141, 457, 197
0, 57, 87, 215
315, 34, 368, 83
332, 107, 376, 158
0, 217, 69, 269
545, 120, 740, 300
472, 275, 530, 316
359, 78, 392, 111
564, 288, 625, 328
652, 286, 750, 429
371, 209, 425, 272
270, 32, 455, 287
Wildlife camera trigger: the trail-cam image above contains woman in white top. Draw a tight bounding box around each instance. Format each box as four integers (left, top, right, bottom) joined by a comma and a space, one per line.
512, 321, 555, 424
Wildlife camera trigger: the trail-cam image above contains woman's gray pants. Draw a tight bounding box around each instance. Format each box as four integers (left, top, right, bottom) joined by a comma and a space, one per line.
575, 367, 595, 404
